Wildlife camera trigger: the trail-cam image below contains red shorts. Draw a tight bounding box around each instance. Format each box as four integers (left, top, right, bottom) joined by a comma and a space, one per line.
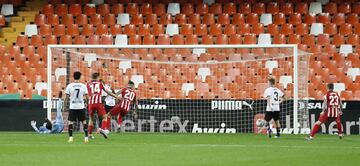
88, 103, 106, 117
319, 112, 340, 123
109, 104, 129, 116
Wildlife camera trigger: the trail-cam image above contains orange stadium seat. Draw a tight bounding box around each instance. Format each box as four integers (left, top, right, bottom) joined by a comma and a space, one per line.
338, 3, 351, 14
317, 34, 330, 46
232, 13, 245, 25
87, 35, 100, 44
74, 35, 86, 44
159, 13, 172, 25
281, 3, 294, 15
153, 3, 165, 15
42, 4, 54, 15
184, 34, 198, 45
224, 24, 236, 35
140, 3, 152, 15
218, 13, 230, 25
110, 25, 122, 35
209, 3, 222, 15
131, 14, 144, 25
239, 3, 251, 14
84, 4, 96, 16
62, 14, 74, 25
280, 23, 293, 35
67, 24, 79, 36
303, 14, 316, 25
295, 2, 308, 14
59, 35, 72, 44
31, 35, 43, 47
126, 3, 138, 15
35, 14, 46, 26
152, 24, 164, 36
98, 3, 110, 15
238, 23, 250, 35
347, 13, 359, 25
145, 14, 157, 25
228, 34, 242, 44
223, 2, 236, 15
318, 13, 331, 24
180, 24, 193, 35
54, 24, 66, 36
81, 24, 94, 36
347, 34, 359, 45
209, 23, 222, 36
90, 14, 103, 25
273, 13, 286, 25
181, 3, 194, 16
332, 34, 345, 46
267, 24, 279, 35
188, 13, 201, 25
324, 2, 337, 14
39, 24, 52, 36
324, 23, 337, 36
138, 24, 150, 36
44, 35, 57, 45
252, 3, 265, 14
288, 13, 302, 25
203, 13, 215, 25
252, 23, 264, 35
195, 24, 207, 36
196, 3, 208, 15
246, 13, 259, 25
95, 24, 108, 35
69, 4, 82, 16
56, 4, 68, 16
201, 34, 213, 44
339, 23, 352, 36
267, 2, 279, 14
295, 23, 309, 35
333, 13, 345, 25
75, 14, 88, 26
111, 3, 124, 15
16, 35, 28, 47
174, 13, 187, 25
124, 24, 136, 36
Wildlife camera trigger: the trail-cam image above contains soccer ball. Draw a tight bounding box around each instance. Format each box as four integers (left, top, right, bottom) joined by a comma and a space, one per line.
256, 119, 266, 127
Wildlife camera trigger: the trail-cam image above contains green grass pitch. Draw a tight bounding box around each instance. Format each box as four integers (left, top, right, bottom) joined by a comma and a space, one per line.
0, 132, 359, 166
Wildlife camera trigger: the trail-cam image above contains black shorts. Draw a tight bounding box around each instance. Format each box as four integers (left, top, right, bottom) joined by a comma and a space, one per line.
68, 109, 86, 122
105, 105, 114, 113
265, 111, 280, 122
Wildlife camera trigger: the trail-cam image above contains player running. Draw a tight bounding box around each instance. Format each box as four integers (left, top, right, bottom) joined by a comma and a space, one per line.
306, 83, 343, 140
87, 73, 118, 139
104, 81, 138, 128
64, 71, 89, 143
263, 77, 284, 138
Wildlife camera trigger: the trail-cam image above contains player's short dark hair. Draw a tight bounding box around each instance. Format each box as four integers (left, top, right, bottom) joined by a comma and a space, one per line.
327, 83, 334, 90
128, 80, 135, 86
268, 77, 275, 85
44, 119, 52, 130
92, 72, 100, 79
73, 71, 81, 80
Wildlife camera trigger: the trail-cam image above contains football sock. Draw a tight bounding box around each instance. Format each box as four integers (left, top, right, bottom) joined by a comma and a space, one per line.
310, 124, 320, 137
68, 124, 73, 137
83, 123, 88, 137
101, 120, 108, 130
107, 117, 111, 130
276, 127, 280, 137
88, 125, 93, 135
335, 119, 343, 135
118, 115, 123, 125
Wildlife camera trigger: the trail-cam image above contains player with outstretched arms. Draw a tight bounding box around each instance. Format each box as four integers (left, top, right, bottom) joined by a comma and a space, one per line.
306, 83, 343, 140
87, 73, 118, 139
263, 77, 284, 138
103, 81, 138, 128
64, 71, 89, 143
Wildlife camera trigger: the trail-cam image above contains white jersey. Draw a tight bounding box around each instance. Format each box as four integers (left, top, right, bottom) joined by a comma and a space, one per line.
65, 82, 88, 109
103, 84, 116, 107
263, 87, 284, 112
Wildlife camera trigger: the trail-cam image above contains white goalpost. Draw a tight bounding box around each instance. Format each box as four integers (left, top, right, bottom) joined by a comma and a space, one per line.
46, 44, 310, 134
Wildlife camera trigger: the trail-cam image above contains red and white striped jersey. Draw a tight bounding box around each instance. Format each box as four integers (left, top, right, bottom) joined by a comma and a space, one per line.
324, 91, 341, 118
119, 87, 137, 112
86, 81, 104, 105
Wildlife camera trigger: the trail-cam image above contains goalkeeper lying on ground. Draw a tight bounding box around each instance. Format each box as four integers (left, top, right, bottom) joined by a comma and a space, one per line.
30, 95, 64, 134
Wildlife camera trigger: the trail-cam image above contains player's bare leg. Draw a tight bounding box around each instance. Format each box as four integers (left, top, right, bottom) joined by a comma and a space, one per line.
274, 120, 281, 138
306, 121, 322, 140
68, 121, 74, 143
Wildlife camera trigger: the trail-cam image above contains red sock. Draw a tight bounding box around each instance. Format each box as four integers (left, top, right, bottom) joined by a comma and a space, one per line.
117, 115, 123, 126
101, 119, 108, 130
107, 117, 111, 130
310, 124, 320, 137
88, 125, 93, 135
336, 119, 343, 135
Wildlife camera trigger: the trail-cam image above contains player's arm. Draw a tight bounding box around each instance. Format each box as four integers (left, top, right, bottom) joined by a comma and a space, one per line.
339, 95, 343, 115
321, 97, 327, 114
100, 81, 121, 100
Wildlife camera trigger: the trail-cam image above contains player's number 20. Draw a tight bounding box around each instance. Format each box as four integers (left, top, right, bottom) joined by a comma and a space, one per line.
124, 90, 135, 100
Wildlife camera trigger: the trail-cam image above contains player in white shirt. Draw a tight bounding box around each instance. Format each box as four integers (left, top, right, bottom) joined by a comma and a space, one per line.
64, 71, 89, 143
263, 77, 284, 138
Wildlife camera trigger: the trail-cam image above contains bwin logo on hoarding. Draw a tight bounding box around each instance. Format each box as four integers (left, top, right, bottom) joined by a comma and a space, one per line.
211, 100, 254, 110
137, 101, 167, 110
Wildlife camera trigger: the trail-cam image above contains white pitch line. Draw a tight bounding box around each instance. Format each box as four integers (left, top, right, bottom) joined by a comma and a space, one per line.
171, 144, 360, 149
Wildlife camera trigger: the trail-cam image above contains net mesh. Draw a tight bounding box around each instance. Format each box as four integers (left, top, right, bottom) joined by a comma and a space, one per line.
49, 46, 310, 133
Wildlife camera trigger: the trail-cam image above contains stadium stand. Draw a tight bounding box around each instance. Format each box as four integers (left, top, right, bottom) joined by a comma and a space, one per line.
0, 0, 359, 100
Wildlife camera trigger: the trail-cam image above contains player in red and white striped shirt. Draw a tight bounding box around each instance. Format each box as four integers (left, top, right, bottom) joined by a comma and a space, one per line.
86, 73, 118, 139
106, 81, 138, 127
306, 83, 343, 140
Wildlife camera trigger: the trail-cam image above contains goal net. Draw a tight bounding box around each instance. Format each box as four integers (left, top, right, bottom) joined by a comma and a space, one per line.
47, 45, 310, 134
